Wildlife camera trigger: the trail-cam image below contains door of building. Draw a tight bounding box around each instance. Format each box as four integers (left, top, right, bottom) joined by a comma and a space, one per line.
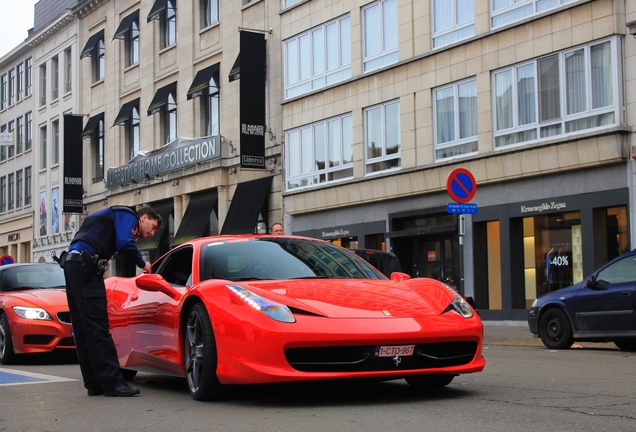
412, 236, 458, 288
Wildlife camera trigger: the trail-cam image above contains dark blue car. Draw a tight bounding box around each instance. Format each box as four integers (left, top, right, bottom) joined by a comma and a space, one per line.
528, 249, 636, 351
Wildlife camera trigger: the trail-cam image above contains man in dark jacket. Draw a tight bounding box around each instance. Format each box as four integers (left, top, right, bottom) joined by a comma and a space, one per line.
63, 205, 162, 397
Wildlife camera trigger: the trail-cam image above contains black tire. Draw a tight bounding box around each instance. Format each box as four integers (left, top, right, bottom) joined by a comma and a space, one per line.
538, 308, 574, 349
614, 340, 636, 352
120, 368, 138, 380
405, 374, 454, 390
184, 302, 223, 401
0, 313, 17, 365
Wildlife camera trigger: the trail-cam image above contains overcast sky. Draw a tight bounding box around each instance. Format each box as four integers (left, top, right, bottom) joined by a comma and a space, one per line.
0, 0, 37, 58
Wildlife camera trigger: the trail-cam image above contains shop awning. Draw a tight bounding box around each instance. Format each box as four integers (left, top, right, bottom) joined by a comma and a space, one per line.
147, 0, 168, 22
220, 177, 272, 234
173, 191, 218, 245
113, 10, 139, 40
113, 98, 139, 126
136, 201, 173, 251
228, 54, 240, 82
80, 112, 104, 139
187, 63, 220, 100
80, 30, 104, 59
148, 81, 176, 115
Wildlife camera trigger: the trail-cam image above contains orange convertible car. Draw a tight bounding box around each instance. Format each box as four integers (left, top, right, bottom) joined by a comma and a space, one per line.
0, 263, 74, 364
105, 235, 485, 400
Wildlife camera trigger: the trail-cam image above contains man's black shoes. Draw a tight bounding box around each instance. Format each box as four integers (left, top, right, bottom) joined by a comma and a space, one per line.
103, 383, 140, 397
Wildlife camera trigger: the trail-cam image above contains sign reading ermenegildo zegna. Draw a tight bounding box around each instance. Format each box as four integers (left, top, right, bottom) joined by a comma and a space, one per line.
106, 136, 220, 188
520, 201, 567, 213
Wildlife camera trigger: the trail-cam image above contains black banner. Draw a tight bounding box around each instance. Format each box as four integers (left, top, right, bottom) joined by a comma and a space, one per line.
63, 114, 84, 213
239, 31, 266, 169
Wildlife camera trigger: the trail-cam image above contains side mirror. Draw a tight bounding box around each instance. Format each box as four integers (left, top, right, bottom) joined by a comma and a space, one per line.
584, 275, 598, 289
136, 273, 182, 301
390, 272, 411, 282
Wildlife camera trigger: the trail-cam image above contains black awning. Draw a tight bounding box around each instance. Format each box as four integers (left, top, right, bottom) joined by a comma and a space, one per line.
147, 81, 176, 115
147, 0, 168, 22
113, 98, 139, 126
80, 30, 105, 59
220, 177, 272, 234
187, 63, 220, 100
113, 10, 139, 40
136, 201, 173, 251
173, 191, 218, 244
80, 112, 104, 139
228, 54, 240, 82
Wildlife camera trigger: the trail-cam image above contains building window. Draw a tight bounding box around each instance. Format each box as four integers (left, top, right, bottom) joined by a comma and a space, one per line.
93, 118, 105, 181
52, 119, 59, 165
16, 116, 23, 154
0, 176, 5, 213
129, 19, 140, 66
128, 105, 140, 160
8, 68, 15, 106
164, 1, 177, 48
0, 125, 5, 161
40, 125, 47, 170
95, 38, 105, 81
7, 120, 14, 158
362, 0, 398, 73
1, 74, 6, 110
284, 15, 351, 100
39, 64, 47, 107
202, 0, 219, 27
16, 63, 24, 101
7, 173, 14, 211
434, 78, 478, 160
164, 90, 177, 143
25, 112, 32, 151
286, 113, 354, 191
51, 56, 59, 100
432, 0, 475, 48
365, 100, 400, 174
283, 0, 303, 7
64, 48, 72, 93
493, 38, 621, 148
24, 166, 32, 206
16, 170, 22, 208
491, 0, 576, 29
204, 83, 219, 137
25, 58, 32, 97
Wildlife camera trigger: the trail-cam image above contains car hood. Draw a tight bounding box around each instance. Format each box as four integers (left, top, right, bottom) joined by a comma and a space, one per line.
227, 278, 456, 318
3, 288, 68, 308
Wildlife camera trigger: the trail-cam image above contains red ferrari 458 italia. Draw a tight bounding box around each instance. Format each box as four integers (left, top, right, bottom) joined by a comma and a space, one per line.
105, 235, 485, 400
0, 263, 74, 364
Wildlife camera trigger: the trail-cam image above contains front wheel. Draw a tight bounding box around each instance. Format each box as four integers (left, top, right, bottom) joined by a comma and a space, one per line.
184, 302, 223, 401
538, 308, 574, 349
405, 374, 455, 390
0, 313, 17, 365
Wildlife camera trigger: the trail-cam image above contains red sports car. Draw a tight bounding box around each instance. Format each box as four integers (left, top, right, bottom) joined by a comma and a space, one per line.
0, 263, 74, 364
105, 235, 485, 400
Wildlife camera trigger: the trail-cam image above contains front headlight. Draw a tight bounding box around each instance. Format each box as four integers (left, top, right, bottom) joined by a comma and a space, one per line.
531, 299, 538, 308
226, 285, 295, 323
12, 306, 53, 321
441, 286, 474, 318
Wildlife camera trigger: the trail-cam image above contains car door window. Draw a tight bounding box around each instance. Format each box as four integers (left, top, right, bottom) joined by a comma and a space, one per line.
596, 255, 636, 285
157, 246, 194, 286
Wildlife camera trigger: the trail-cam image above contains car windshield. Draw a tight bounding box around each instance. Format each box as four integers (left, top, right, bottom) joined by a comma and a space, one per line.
200, 238, 386, 282
0, 265, 66, 292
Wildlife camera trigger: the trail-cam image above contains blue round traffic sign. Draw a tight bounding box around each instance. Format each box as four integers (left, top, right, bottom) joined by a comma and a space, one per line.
0, 254, 15, 266
446, 168, 477, 204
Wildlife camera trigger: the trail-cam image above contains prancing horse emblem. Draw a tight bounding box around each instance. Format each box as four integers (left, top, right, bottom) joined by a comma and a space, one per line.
393, 355, 402, 367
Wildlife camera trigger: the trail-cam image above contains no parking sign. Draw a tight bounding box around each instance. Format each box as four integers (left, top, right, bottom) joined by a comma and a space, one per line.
0, 255, 15, 265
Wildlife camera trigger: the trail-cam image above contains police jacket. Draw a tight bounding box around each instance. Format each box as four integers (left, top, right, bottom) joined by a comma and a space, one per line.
69, 206, 146, 269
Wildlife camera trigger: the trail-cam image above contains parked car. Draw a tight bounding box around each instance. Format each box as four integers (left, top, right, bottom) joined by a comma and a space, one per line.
0, 263, 74, 364
528, 249, 636, 351
349, 248, 403, 278
105, 235, 485, 401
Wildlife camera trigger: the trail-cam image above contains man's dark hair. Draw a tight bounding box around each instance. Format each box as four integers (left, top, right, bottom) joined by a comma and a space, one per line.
138, 206, 163, 228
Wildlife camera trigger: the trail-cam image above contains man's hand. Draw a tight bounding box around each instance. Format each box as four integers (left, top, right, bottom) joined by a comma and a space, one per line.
142, 262, 152, 274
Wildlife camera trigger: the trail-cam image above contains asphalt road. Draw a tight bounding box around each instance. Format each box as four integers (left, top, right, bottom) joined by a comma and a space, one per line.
1, 325, 633, 432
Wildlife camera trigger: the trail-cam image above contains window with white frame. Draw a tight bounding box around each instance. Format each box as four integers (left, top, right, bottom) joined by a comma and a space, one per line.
283, 0, 303, 8
17, 63, 24, 101
16, 169, 22, 208
202, 0, 219, 27
128, 105, 141, 160
286, 113, 353, 190
7, 173, 14, 211
284, 14, 351, 99
204, 80, 220, 137
0, 176, 5, 212
24, 166, 32, 205
365, 100, 400, 174
52, 119, 59, 165
25, 58, 32, 97
362, 0, 398, 73
491, 0, 576, 29
64, 48, 72, 93
163, 90, 177, 143
163, 1, 177, 48
493, 38, 621, 148
1, 74, 7, 110
16, 116, 23, 154
8, 68, 15, 106
51, 55, 59, 100
39, 125, 47, 170
432, 0, 475, 48
93, 118, 105, 181
7, 120, 14, 158
39, 64, 46, 107
0, 125, 5, 161
25, 112, 32, 151
434, 78, 478, 160
95, 38, 105, 81
129, 18, 140, 66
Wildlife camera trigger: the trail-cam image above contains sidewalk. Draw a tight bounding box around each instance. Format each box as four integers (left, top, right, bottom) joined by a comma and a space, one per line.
482, 321, 541, 346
